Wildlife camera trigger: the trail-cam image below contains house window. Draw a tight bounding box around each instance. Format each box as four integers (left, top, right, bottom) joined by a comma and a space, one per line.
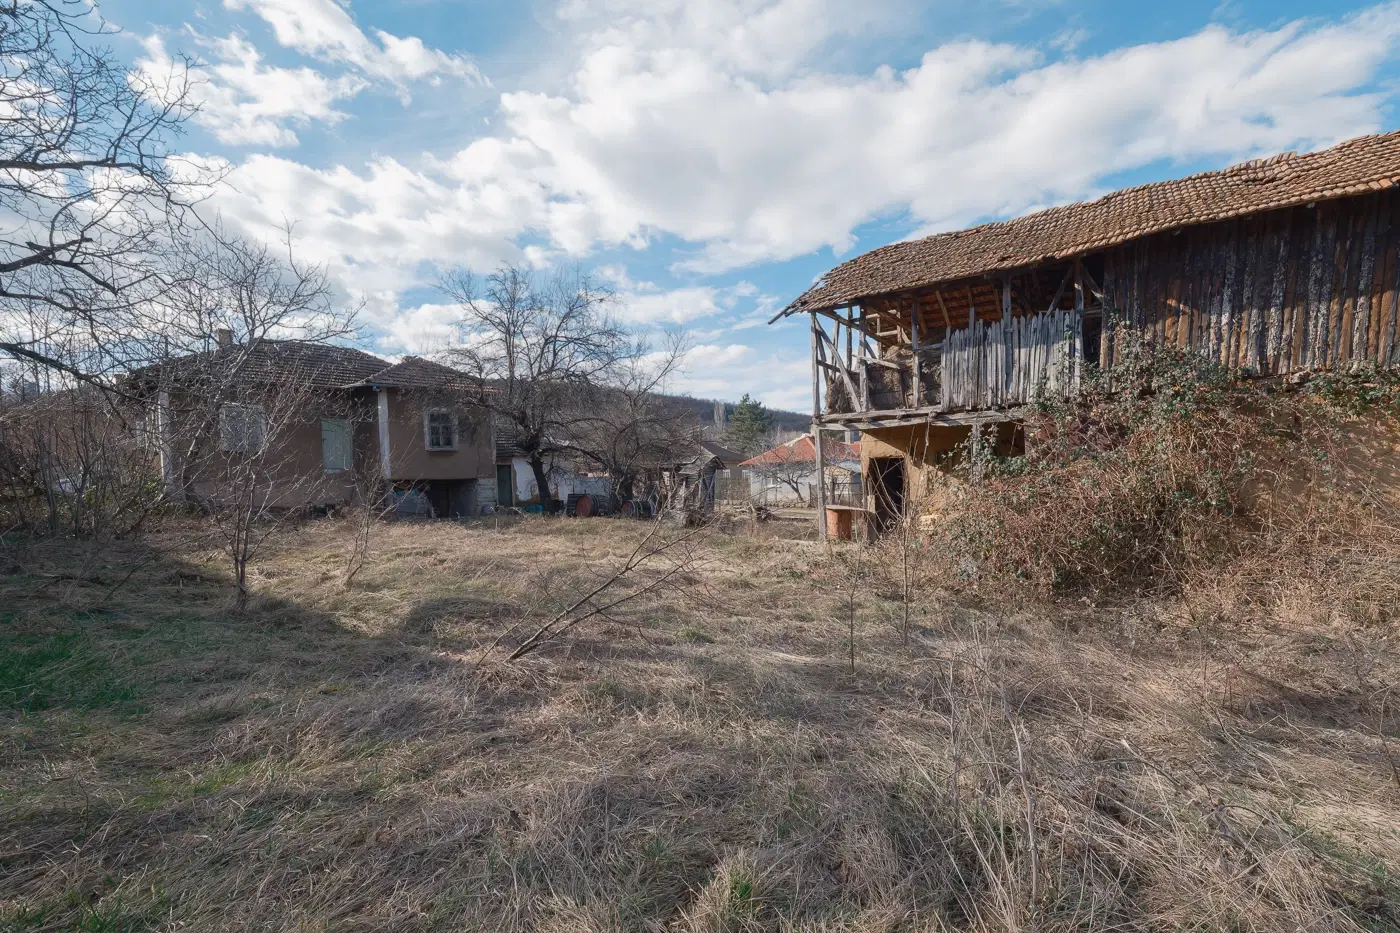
321, 418, 352, 473
219, 403, 266, 453
424, 410, 457, 451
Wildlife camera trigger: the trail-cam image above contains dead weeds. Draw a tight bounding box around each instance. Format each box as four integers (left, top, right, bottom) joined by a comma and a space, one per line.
0, 517, 1397, 931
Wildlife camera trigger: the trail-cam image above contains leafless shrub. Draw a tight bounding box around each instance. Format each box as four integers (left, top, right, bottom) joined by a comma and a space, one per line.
341, 460, 390, 588
146, 231, 360, 609
505, 520, 710, 660
0, 386, 162, 538
922, 330, 1400, 608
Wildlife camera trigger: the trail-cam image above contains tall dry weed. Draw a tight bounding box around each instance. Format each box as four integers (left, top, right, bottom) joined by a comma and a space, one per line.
923, 329, 1400, 603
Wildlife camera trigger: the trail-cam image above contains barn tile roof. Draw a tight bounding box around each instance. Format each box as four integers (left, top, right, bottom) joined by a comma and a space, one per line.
782, 130, 1400, 316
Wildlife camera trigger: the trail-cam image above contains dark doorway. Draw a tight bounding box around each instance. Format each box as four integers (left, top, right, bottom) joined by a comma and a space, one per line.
1083, 314, 1103, 368
869, 457, 905, 538
496, 465, 514, 507
424, 480, 477, 519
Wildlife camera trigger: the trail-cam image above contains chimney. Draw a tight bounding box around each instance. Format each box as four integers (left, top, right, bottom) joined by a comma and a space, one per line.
713, 400, 726, 429
215, 327, 233, 349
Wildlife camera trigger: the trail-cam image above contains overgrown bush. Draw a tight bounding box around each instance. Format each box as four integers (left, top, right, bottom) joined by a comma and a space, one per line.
0, 389, 164, 541
924, 326, 1400, 599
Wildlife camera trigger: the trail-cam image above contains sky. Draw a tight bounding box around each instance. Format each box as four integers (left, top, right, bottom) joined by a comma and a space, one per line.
96, 0, 1400, 410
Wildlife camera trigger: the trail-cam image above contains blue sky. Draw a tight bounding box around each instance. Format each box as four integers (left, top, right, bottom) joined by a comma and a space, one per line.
99, 0, 1400, 409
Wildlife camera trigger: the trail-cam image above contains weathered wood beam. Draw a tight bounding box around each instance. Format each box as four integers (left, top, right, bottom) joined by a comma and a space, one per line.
818, 406, 1025, 430
1078, 262, 1105, 301
911, 297, 922, 407
935, 290, 953, 329
815, 325, 862, 407
1046, 267, 1072, 313
810, 312, 827, 539
858, 309, 871, 410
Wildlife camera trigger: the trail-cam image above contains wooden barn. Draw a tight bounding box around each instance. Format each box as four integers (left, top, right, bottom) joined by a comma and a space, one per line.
773, 130, 1400, 533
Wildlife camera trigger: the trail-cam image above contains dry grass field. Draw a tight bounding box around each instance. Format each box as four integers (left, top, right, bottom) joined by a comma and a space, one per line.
2, 516, 1399, 931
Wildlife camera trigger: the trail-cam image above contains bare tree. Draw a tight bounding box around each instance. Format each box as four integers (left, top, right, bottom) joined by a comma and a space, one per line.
0, 385, 161, 538
0, 0, 211, 385
439, 263, 639, 510
565, 332, 700, 504
505, 521, 710, 660
748, 447, 817, 504
151, 228, 356, 503
748, 432, 858, 507
144, 233, 360, 609
342, 443, 391, 588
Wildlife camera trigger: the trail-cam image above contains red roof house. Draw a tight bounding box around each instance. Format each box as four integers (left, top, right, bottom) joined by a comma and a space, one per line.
740, 434, 861, 468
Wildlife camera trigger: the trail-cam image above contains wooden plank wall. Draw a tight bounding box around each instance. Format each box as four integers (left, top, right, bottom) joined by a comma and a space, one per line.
1101, 190, 1400, 375
941, 310, 1082, 411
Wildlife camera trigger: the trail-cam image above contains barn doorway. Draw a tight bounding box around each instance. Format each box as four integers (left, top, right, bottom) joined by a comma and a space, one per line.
869, 457, 905, 538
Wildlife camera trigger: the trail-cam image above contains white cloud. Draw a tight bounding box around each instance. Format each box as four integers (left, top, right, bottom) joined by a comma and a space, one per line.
139, 33, 365, 147
593, 267, 770, 325
142, 0, 485, 148
484, 1, 1400, 272
373, 302, 461, 355
197, 0, 1400, 394
224, 0, 486, 87
674, 342, 813, 410
614, 286, 723, 325
1050, 28, 1089, 53
209, 150, 548, 293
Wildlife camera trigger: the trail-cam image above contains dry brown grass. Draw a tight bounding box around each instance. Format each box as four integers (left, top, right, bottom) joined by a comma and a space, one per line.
2, 515, 1398, 931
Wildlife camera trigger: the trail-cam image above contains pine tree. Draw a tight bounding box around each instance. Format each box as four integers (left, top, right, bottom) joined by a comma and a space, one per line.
724, 393, 771, 456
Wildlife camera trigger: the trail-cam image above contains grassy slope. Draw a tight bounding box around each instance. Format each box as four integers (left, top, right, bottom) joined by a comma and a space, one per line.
1, 519, 1398, 932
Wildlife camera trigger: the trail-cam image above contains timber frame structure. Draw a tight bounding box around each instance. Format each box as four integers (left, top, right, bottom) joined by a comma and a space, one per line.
775, 130, 1400, 536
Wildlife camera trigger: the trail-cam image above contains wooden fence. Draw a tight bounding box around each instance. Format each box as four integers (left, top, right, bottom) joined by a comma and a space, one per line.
939, 309, 1083, 412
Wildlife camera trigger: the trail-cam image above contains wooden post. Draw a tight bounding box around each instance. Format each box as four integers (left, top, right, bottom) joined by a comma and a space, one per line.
810, 312, 828, 539
376, 387, 393, 480
1073, 260, 1086, 391
845, 310, 853, 374
156, 389, 176, 499
858, 309, 870, 412
911, 298, 922, 407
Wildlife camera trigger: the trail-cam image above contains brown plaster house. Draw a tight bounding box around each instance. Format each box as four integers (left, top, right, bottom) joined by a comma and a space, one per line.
139, 334, 496, 516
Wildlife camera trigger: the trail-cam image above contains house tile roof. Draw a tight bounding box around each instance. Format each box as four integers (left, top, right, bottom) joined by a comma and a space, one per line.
494, 419, 525, 461
783, 130, 1400, 315
144, 343, 486, 395
696, 439, 744, 464
145, 340, 391, 388
356, 356, 476, 390
741, 434, 860, 467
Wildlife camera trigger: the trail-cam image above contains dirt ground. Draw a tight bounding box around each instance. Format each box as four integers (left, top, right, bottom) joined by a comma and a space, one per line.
2, 516, 1398, 931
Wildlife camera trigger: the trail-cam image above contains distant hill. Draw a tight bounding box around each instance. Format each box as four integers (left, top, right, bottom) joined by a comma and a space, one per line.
662, 394, 809, 433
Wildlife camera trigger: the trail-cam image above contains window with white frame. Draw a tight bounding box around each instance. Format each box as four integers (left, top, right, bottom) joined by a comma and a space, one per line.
321, 418, 352, 472
424, 410, 457, 451
219, 403, 266, 453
